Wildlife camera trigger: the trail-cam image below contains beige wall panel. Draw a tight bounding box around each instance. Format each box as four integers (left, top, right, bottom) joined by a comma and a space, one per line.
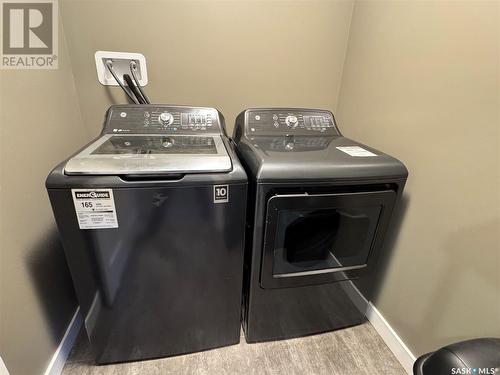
0, 17, 88, 375
60, 0, 354, 134
337, 0, 500, 355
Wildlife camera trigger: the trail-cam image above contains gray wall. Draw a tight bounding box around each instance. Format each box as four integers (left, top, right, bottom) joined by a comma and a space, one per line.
59, 0, 354, 135
0, 16, 90, 375
337, 0, 500, 356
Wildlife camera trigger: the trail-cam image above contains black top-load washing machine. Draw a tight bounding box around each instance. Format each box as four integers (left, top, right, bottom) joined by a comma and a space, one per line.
47, 104, 247, 364
233, 108, 408, 343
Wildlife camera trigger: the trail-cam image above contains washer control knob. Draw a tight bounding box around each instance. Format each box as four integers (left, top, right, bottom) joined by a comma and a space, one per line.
162, 137, 174, 148
159, 112, 174, 126
285, 115, 298, 128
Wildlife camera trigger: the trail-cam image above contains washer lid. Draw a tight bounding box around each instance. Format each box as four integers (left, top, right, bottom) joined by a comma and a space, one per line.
64, 134, 231, 175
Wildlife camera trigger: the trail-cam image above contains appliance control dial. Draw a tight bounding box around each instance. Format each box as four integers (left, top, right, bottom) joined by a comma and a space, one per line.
285, 115, 299, 128
158, 112, 174, 126
162, 137, 175, 148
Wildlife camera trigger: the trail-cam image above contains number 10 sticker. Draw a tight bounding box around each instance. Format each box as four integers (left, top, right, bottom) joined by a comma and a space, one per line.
214, 185, 229, 203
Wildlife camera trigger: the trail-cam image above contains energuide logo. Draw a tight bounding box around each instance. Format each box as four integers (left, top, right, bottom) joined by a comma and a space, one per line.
75, 191, 110, 200
451, 368, 498, 374
1, 0, 58, 69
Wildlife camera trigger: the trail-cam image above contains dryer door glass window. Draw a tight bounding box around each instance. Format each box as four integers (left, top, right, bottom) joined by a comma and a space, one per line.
260, 190, 397, 289
272, 205, 381, 276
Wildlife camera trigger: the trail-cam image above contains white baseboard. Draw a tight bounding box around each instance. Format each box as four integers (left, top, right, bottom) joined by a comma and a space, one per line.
0, 356, 10, 375
343, 281, 416, 374
44, 307, 82, 375
365, 302, 416, 374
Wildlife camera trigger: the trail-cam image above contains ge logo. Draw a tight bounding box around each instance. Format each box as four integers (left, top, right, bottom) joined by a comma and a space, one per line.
214, 185, 229, 203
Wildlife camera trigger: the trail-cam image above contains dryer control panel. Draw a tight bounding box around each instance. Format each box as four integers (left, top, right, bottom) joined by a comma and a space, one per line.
244, 109, 339, 136
103, 105, 224, 135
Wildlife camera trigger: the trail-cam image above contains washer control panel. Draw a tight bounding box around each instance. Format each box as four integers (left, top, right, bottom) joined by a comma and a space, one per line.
104, 105, 221, 135
245, 109, 338, 136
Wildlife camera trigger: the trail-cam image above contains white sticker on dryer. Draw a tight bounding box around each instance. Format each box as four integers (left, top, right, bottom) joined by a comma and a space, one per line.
336, 146, 377, 157
71, 189, 118, 229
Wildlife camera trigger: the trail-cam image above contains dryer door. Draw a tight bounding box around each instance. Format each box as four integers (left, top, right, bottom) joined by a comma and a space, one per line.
260, 190, 396, 289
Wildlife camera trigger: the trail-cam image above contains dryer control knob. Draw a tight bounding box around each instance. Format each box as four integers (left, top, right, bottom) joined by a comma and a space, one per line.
159, 112, 174, 126
285, 115, 298, 128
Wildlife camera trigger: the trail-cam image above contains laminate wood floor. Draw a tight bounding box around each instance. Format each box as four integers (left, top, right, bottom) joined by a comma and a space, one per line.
62, 322, 406, 375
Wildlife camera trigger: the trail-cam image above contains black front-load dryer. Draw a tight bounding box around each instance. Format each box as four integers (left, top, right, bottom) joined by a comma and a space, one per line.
233, 108, 408, 343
